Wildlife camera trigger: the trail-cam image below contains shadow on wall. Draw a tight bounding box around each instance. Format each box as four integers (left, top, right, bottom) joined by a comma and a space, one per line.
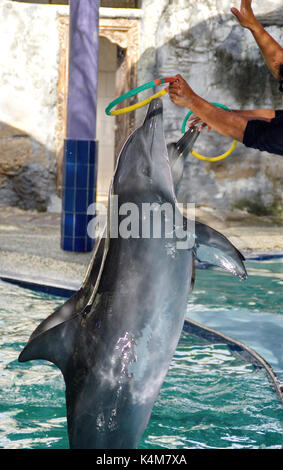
0, 121, 56, 211
136, 8, 283, 213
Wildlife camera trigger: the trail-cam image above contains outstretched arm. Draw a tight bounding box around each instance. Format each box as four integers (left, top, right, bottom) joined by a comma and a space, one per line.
231, 0, 283, 80
187, 109, 275, 133
230, 109, 275, 119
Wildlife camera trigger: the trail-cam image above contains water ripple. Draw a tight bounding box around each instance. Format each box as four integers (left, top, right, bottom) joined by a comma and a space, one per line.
0, 275, 282, 449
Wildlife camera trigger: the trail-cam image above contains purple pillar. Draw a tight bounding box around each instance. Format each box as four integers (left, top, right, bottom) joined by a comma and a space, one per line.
61, 0, 100, 252
66, 0, 99, 140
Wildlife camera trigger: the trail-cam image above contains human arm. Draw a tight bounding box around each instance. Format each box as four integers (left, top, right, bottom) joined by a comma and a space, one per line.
168, 74, 249, 142
231, 0, 283, 80
230, 109, 275, 120
169, 74, 283, 155
187, 108, 275, 130
188, 109, 275, 132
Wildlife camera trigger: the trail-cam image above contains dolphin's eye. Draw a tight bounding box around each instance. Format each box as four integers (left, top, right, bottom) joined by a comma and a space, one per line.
142, 166, 151, 178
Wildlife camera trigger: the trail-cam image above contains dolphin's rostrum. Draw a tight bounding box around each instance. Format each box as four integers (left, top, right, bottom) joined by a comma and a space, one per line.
19, 99, 247, 449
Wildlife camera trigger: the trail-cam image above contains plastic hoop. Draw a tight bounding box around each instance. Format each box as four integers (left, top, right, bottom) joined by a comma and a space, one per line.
106, 83, 238, 162
182, 102, 237, 162
191, 140, 238, 162
105, 78, 174, 116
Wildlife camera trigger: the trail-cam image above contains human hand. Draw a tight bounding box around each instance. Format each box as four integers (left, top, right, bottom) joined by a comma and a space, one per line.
187, 114, 212, 133
231, 0, 257, 30
168, 74, 196, 107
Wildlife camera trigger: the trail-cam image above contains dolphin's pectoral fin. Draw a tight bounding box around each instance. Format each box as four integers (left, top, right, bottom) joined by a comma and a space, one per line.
18, 313, 81, 375
193, 221, 247, 280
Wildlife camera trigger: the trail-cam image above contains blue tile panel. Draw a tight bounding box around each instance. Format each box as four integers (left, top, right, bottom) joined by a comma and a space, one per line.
61, 139, 98, 252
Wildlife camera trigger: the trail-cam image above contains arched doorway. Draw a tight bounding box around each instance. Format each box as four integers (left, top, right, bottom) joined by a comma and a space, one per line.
56, 11, 140, 199
96, 37, 117, 198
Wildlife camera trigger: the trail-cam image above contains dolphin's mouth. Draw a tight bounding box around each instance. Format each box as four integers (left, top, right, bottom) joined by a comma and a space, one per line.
142, 98, 167, 168
112, 97, 173, 200
143, 98, 163, 126
142, 98, 164, 152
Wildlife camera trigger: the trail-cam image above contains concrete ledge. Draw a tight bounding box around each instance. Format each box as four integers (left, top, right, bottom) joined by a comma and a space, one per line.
0, 270, 79, 297
99, 7, 143, 19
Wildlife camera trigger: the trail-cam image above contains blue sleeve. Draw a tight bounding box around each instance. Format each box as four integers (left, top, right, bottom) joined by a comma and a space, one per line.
243, 112, 283, 156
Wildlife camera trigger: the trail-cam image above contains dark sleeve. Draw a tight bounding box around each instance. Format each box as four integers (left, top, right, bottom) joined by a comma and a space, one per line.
243, 112, 283, 156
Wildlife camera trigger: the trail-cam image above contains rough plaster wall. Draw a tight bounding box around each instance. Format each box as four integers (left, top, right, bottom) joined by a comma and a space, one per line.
96, 37, 116, 197
1, 0, 283, 213
138, 0, 283, 212
0, 0, 68, 209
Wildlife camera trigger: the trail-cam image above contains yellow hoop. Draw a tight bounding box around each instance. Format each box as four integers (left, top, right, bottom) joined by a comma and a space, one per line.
105, 78, 175, 117
183, 103, 238, 162
191, 139, 238, 162
109, 88, 168, 116
106, 82, 238, 163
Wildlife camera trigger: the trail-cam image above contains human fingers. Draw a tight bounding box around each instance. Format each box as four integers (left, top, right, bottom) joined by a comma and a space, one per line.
187, 114, 205, 125
199, 121, 207, 131
237, 0, 253, 13
231, 0, 255, 28
200, 123, 212, 132
187, 120, 207, 133
168, 82, 180, 93
188, 118, 202, 127
242, 0, 253, 9
167, 73, 183, 85
168, 89, 184, 106
187, 114, 199, 121
231, 7, 244, 24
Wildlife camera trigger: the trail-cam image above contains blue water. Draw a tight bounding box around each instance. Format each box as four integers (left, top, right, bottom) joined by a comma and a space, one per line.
0, 259, 282, 449
187, 259, 283, 382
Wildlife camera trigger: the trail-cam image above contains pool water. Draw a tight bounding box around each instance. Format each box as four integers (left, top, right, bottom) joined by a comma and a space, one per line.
141, 336, 282, 449
187, 259, 283, 383
0, 259, 282, 449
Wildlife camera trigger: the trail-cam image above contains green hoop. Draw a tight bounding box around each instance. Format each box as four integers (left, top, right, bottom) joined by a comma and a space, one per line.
181, 102, 238, 162
181, 102, 231, 134
105, 78, 174, 116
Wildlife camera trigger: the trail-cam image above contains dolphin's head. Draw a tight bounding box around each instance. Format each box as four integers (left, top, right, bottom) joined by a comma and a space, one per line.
112, 98, 175, 204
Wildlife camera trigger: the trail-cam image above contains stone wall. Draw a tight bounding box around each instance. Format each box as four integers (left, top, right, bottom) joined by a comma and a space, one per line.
1, 0, 283, 215
0, 1, 141, 210
138, 0, 283, 214
0, 0, 67, 210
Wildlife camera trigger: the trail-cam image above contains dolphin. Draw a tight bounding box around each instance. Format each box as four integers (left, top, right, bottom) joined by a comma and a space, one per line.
29, 128, 200, 339
18, 98, 247, 449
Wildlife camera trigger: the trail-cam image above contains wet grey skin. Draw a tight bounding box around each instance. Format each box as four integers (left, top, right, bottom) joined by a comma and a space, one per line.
19, 99, 247, 449
27, 126, 200, 341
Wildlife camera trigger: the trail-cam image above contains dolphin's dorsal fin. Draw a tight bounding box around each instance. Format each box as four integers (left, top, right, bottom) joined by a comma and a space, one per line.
18, 313, 82, 375
193, 221, 247, 280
